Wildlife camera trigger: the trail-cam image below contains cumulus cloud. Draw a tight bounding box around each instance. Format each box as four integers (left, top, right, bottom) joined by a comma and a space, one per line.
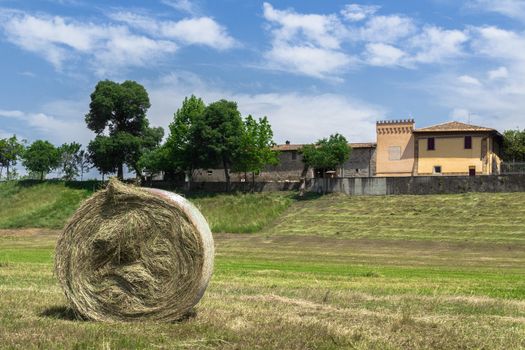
458, 75, 481, 86
467, 0, 525, 21
0, 107, 90, 144
488, 66, 508, 80
161, 0, 199, 15
0, 8, 235, 74
261, 3, 470, 78
340, 4, 380, 22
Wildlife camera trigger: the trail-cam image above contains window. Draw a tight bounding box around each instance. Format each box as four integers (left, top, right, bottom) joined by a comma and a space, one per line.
207, 170, 213, 176
433, 166, 442, 174
291, 151, 297, 160
427, 137, 435, 151
388, 146, 401, 160
464, 136, 472, 149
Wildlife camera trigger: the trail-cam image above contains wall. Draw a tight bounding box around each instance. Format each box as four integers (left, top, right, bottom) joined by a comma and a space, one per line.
342, 147, 376, 177
144, 180, 306, 192
416, 134, 486, 175
376, 120, 415, 176
309, 175, 525, 195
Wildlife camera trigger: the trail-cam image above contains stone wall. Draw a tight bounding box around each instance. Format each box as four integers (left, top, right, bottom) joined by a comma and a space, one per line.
309, 174, 525, 195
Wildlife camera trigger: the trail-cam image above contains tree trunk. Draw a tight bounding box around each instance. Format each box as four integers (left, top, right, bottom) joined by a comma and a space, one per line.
40, 171, 44, 181
6, 164, 9, 181
117, 163, 124, 180
223, 158, 230, 192
252, 172, 255, 192
299, 164, 309, 197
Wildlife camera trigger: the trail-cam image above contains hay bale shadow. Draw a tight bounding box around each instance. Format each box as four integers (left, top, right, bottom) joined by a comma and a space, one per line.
40, 306, 84, 321
172, 308, 197, 323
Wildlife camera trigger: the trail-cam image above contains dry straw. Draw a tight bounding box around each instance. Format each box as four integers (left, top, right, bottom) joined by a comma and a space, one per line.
55, 178, 214, 322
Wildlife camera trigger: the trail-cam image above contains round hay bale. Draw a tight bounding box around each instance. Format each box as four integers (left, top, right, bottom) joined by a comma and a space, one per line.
55, 178, 214, 322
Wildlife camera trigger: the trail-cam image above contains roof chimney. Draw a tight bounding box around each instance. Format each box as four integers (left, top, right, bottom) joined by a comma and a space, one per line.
285, 140, 290, 145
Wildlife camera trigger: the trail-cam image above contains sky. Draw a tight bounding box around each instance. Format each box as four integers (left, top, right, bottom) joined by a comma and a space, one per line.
1, 0, 525, 152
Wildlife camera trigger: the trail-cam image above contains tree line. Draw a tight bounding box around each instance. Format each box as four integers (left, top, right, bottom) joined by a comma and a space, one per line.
0, 80, 352, 187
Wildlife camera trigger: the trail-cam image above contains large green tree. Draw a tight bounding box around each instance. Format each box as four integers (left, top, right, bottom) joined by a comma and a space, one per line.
22, 140, 61, 180
85, 80, 162, 179
301, 134, 351, 177
0, 135, 25, 180
502, 129, 525, 162
232, 115, 279, 185
191, 99, 244, 191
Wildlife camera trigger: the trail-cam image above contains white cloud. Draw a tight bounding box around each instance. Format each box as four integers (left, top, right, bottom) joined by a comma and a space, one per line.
161, 17, 236, 50
341, 4, 380, 22
471, 26, 525, 62
147, 72, 384, 144
0, 9, 235, 73
0, 108, 90, 144
458, 75, 481, 86
468, 0, 525, 21
364, 43, 406, 66
359, 15, 416, 43
265, 44, 352, 79
408, 26, 468, 64
161, 0, 199, 15
262, 2, 353, 78
488, 66, 509, 80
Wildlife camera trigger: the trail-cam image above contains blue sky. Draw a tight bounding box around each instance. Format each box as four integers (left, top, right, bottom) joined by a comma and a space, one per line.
1, 0, 525, 152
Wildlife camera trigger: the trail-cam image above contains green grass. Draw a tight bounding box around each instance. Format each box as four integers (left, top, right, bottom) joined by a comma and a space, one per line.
0, 231, 523, 349
190, 192, 294, 233
266, 192, 525, 243
0, 181, 294, 233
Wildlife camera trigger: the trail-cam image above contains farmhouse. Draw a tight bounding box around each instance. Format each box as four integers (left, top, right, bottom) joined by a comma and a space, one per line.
190, 119, 503, 182
376, 119, 503, 177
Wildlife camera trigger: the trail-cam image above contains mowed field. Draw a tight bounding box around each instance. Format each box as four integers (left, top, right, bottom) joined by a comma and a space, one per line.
0, 181, 524, 349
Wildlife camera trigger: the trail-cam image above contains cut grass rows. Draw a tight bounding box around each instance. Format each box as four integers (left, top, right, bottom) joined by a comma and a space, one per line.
0, 232, 524, 349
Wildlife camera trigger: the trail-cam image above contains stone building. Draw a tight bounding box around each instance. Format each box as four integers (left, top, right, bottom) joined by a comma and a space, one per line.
192, 141, 376, 182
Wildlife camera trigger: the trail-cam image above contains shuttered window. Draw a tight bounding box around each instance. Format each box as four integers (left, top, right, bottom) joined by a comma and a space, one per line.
427, 137, 435, 150
464, 136, 472, 149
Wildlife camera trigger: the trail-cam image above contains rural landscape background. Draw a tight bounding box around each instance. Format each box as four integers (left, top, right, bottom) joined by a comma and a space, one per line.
1, 0, 525, 349
1, 181, 524, 349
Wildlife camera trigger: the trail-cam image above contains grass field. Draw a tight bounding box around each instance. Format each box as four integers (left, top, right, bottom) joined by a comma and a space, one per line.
0, 181, 294, 233
1, 181, 524, 348
0, 230, 524, 349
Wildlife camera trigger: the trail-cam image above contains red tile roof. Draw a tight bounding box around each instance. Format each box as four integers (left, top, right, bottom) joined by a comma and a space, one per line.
414, 121, 496, 133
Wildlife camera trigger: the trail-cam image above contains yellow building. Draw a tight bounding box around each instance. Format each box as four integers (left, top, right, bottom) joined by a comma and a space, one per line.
376, 120, 503, 176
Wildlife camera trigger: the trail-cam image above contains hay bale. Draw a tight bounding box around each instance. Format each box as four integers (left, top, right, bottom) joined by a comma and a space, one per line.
55, 178, 214, 322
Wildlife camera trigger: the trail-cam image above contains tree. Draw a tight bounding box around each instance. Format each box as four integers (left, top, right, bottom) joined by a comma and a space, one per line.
502, 129, 525, 162
166, 95, 206, 175
301, 134, 351, 177
77, 149, 92, 181
22, 140, 61, 180
87, 135, 118, 181
191, 99, 244, 191
85, 80, 162, 179
232, 115, 279, 187
58, 142, 81, 180
0, 135, 25, 180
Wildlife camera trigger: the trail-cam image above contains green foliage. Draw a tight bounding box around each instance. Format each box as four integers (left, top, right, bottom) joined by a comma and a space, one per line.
58, 142, 81, 180
232, 115, 279, 177
85, 80, 162, 178
301, 133, 351, 170
21, 140, 60, 180
502, 129, 525, 161
192, 99, 244, 189
0, 135, 25, 180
